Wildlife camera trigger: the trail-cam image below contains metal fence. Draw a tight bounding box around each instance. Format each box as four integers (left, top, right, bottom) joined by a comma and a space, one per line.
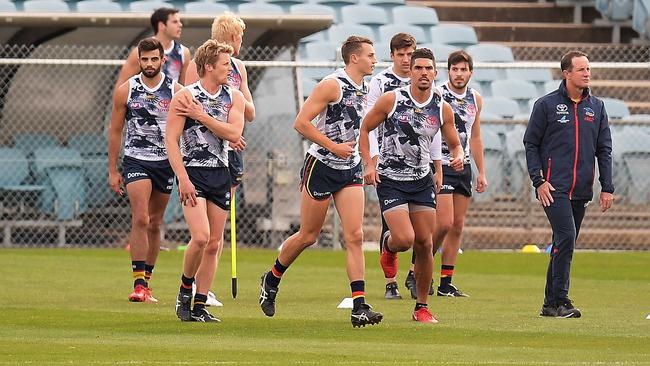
0, 44, 649, 250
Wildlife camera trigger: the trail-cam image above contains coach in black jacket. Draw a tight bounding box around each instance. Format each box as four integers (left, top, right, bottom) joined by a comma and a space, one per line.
524, 51, 614, 319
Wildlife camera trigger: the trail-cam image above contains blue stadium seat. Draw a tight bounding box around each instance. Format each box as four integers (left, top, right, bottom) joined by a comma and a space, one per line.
23, 0, 69, 12
67, 133, 111, 208
0, 148, 31, 190
238, 2, 285, 14
373, 42, 391, 62
602, 97, 630, 119
33, 147, 86, 220
313, 0, 357, 20
543, 79, 561, 94
490, 79, 538, 111
505, 68, 554, 94
359, 0, 405, 15
618, 129, 650, 203
291, 3, 337, 23
265, 0, 307, 12
430, 24, 478, 48
632, 0, 650, 37
13, 133, 60, 156
184, 1, 230, 14
76, 0, 123, 12
301, 78, 318, 99
129, 1, 173, 12
503, 125, 532, 197
423, 43, 458, 63
482, 97, 521, 119
391, 5, 439, 27
340, 4, 389, 28
0, 0, 17, 11
378, 24, 426, 43
466, 43, 514, 62
473, 128, 506, 202
328, 24, 374, 44
301, 41, 338, 80
597, 0, 634, 20
67, 133, 107, 157
622, 113, 650, 122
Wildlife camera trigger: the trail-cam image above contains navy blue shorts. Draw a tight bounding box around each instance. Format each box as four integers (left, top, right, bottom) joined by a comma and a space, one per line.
299, 154, 363, 200
376, 173, 436, 213
228, 150, 244, 188
438, 164, 472, 197
184, 167, 231, 210
122, 156, 174, 194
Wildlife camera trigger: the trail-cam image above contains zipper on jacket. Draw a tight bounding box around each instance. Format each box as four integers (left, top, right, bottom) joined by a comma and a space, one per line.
568, 102, 580, 199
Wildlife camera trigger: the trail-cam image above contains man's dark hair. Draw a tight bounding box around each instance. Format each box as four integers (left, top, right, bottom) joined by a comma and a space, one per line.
560, 50, 588, 72
389, 33, 416, 54
150, 8, 179, 34
410, 48, 435, 67
341, 36, 373, 64
447, 50, 473, 71
137, 37, 164, 58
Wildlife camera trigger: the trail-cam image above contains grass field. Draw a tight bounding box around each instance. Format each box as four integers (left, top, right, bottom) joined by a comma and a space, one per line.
1, 248, 649, 365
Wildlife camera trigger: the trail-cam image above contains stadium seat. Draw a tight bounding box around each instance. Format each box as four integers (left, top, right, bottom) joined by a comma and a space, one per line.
76, 0, 123, 12
391, 5, 439, 27
299, 30, 328, 46
467, 43, 514, 62
67, 133, 110, 208
301, 78, 318, 99
265, 0, 307, 12
300, 41, 337, 81
0, 148, 31, 190
359, 0, 405, 15
238, 2, 285, 14
430, 24, 478, 48
373, 42, 391, 62
620, 131, 650, 203
33, 147, 86, 220
632, 0, 650, 37
504, 125, 531, 197
328, 24, 374, 44
313, 0, 357, 20
340, 5, 389, 28
67, 133, 107, 157
482, 97, 521, 119
0, 0, 17, 12
129, 1, 173, 12
184, 1, 230, 14
291, 3, 337, 23
490, 79, 538, 111
622, 113, 650, 122
473, 128, 506, 202
505, 68, 554, 94
23, 0, 69, 12
543, 80, 561, 94
602, 97, 630, 119
597, 0, 634, 20
13, 133, 60, 156
378, 24, 427, 44
425, 43, 458, 63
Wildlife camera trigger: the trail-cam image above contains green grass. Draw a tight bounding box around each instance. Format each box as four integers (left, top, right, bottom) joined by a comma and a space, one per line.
1, 248, 649, 365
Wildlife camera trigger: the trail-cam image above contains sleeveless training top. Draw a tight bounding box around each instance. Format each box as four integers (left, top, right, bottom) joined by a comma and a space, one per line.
181, 82, 233, 168
378, 86, 444, 181
438, 81, 477, 165
124, 73, 175, 161
307, 68, 367, 170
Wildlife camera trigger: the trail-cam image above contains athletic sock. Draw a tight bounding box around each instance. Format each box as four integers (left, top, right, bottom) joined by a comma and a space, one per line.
267, 258, 287, 288
180, 274, 194, 294
415, 302, 428, 311
193, 293, 208, 312
440, 265, 454, 287
350, 280, 366, 310
144, 264, 154, 287
132, 261, 146, 288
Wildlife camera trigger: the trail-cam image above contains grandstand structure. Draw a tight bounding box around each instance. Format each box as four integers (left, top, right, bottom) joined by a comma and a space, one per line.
0, 0, 648, 249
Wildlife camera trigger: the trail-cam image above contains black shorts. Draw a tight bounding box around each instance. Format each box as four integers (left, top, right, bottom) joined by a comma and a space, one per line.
228, 150, 244, 188
376, 173, 436, 212
438, 164, 472, 197
122, 156, 174, 194
299, 154, 363, 200
185, 167, 231, 210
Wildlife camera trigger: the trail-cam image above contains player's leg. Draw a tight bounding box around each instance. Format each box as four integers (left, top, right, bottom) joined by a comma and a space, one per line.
125, 179, 153, 302
142, 189, 170, 302
334, 185, 383, 327
410, 207, 437, 323
175, 197, 210, 321
191, 201, 228, 322
259, 187, 330, 317
438, 193, 470, 297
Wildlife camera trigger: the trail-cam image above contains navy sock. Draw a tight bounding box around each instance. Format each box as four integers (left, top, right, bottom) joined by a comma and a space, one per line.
350, 280, 366, 310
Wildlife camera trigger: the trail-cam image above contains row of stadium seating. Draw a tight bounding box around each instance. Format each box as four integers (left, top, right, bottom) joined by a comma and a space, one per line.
590, 0, 650, 39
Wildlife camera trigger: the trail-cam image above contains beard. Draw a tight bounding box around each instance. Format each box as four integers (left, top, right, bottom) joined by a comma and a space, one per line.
141, 65, 161, 78
452, 78, 468, 89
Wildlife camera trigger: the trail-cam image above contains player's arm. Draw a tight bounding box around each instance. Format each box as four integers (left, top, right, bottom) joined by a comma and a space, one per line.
184, 60, 199, 85
294, 79, 354, 159
469, 92, 487, 193
596, 100, 614, 212
524, 99, 554, 207
165, 89, 196, 206
440, 101, 464, 172
359, 92, 395, 186
430, 131, 442, 193
177, 46, 192, 85
236, 58, 256, 122
174, 90, 244, 143
107, 81, 129, 196
366, 76, 382, 160
113, 48, 140, 91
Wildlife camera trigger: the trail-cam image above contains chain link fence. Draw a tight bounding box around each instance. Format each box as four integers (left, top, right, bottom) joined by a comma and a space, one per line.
0, 44, 648, 250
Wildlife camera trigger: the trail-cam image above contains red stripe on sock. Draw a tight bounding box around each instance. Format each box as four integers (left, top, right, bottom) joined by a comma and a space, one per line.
351, 291, 365, 298
440, 269, 454, 277
181, 283, 193, 289
271, 267, 283, 278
